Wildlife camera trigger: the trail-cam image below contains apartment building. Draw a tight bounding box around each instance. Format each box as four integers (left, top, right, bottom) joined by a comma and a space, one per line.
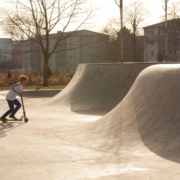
21, 40, 31, 69
143, 19, 180, 62
12, 41, 22, 69
0, 38, 12, 71
21, 30, 109, 74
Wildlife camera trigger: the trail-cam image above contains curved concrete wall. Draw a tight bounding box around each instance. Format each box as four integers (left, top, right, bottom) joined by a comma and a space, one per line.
61, 64, 180, 163
48, 63, 159, 113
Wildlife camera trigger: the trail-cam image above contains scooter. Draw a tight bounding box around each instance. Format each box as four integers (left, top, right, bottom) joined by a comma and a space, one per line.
20, 94, 28, 123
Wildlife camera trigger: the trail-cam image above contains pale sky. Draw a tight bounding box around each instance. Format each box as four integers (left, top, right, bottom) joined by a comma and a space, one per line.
95, 0, 179, 31
0, 0, 179, 37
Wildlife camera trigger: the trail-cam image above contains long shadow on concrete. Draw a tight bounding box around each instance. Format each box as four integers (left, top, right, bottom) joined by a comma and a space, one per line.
0, 122, 25, 138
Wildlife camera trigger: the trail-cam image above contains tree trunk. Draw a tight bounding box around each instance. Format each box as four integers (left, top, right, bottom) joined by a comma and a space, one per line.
43, 57, 49, 87
133, 31, 136, 62
120, 0, 124, 63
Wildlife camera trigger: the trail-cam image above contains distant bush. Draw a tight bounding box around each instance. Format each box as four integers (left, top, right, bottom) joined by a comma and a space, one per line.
0, 68, 74, 87
157, 51, 164, 62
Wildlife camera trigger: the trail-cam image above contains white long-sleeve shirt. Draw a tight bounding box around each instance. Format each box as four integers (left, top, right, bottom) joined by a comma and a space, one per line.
6, 82, 23, 101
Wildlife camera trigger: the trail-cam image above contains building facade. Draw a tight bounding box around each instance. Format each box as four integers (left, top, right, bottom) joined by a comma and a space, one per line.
12, 41, 22, 69
21, 40, 31, 70
143, 19, 180, 62
21, 30, 109, 74
0, 38, 12, 72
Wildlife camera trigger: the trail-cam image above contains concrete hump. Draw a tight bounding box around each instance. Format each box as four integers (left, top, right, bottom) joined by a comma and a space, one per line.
47, 63, 157, 113
60, 64, 180, 163
0, 91, 8, 99
23, 89, 61, 98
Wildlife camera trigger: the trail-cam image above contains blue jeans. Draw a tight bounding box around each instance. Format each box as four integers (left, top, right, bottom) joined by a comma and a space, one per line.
1, 99, 21, 119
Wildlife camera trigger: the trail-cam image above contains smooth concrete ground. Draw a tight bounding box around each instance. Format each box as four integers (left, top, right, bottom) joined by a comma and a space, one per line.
1, 98, 180, 180
1, 63, 180, 180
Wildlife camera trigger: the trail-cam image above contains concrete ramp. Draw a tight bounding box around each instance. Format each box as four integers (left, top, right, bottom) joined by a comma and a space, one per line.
0, 91, 8, 99
48, 63, 156, 113
0, 90, 61, 99
60, 64, 180, 163
23, 89, 61, 98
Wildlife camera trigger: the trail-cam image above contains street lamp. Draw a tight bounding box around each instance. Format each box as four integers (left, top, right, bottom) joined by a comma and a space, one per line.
115, 0, 124, 63
120, 0, 123, 63
162, 0, 169, 62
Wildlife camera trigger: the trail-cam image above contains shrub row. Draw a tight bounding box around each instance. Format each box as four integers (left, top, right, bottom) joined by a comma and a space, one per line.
0, 68, 74, 87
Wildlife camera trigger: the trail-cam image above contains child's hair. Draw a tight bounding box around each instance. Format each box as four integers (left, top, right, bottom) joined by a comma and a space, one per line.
20, 75, 28, 81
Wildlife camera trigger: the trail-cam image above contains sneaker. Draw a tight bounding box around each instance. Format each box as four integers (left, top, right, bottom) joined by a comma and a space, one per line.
0, 117, 7, 123
9, 115, 18, 120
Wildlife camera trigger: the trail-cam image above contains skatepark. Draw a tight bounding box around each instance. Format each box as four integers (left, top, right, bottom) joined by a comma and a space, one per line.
1, 63, 180, 180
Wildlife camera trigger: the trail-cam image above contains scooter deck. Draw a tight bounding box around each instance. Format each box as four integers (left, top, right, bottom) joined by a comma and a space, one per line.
6, 119, 23, 121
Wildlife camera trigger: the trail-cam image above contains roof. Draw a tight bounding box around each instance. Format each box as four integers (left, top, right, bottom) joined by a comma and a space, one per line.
19, 30, 109, 42
143, 19, 180, 29
46, 30, 109, 39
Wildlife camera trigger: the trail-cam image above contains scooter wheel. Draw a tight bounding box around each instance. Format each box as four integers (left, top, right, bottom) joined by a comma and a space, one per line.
25, 118, 28, 123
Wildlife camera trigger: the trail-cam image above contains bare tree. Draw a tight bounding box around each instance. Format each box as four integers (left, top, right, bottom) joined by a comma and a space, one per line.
99, 19, 118, 62
160, 1, 180, 20
100, 19, 135, 62
101, 17, 120, 42
168, 1, 180, 19
124, 0, 152, 62
1, 0, 98, 86
100, 15, 147, 62
114, 0, 124, 63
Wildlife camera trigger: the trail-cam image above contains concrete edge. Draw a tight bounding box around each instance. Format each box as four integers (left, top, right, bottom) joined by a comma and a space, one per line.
0, 89, 62, 99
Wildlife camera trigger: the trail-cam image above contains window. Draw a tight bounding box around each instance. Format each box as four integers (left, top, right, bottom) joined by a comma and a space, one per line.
151, 30, 154, 35
175, 39, 178, 44
151, 51, 154, 56
70, 56, 73, 61
70, 45, 73, 51
174, 50, 177, 56
169, 29, 172, 34
158, 29, 161, 35
169, 50, 172, 56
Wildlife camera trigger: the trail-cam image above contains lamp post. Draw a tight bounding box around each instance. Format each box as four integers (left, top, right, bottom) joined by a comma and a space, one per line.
165, 0, 168, 62
115, 0, 124, 63
162, 0, 169, 62
120, 0, 124, 63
